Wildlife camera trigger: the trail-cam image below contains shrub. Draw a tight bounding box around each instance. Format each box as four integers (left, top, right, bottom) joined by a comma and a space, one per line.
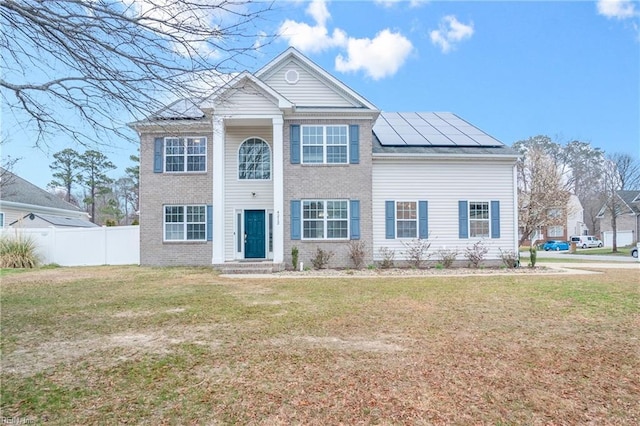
291, 246, 299, 270
347, 240, 366, 269
402, 239, 432, 268
378, 247, 395, 269
529, 245, 537, 268
0, 235, 39, 268
499, 249, 519, 268
464, 241, 489, 268
311, 247, 334, 269
435, 248, 458, 269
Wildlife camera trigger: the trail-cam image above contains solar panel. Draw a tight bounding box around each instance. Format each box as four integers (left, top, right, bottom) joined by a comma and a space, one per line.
373, 112, 504, 147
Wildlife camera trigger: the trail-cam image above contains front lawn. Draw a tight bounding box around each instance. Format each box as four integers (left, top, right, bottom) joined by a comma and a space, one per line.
1, 266, 638, 424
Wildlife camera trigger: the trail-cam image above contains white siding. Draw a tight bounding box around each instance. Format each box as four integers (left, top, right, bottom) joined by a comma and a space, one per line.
372, 159, 517, 261
215, 81, 281, 116
262, 61, 357, 108
224, 126, 274, 260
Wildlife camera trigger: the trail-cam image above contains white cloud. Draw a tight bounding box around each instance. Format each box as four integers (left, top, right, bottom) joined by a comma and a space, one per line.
374, 0, 427, 8
278, 0, 413, 79
429, 15, 474, 54
278, 0, 347, 53
597, 0, 638, 19
335, 30, 413, 80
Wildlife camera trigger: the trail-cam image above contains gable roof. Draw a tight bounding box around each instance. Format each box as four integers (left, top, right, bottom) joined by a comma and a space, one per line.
255, 47, 379, 112
596, 190, 640, 218
200, 71, 293, 110
0, 168, 83, 213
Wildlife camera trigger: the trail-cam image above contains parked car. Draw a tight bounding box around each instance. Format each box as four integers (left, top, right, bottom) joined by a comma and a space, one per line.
570, 235, 603, 249
632, 247, 638, 258
543, 240, 570, 251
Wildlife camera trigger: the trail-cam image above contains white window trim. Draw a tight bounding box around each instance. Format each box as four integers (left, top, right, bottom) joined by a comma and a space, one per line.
395, 200, 418, 239
163, 204, 207, 242
547, 225, 564, 238
164, 136, 207, 173
301, 125, 349, 165
237, 137, 272, 181
469, 201, 490, 239
301, 199, 350, 240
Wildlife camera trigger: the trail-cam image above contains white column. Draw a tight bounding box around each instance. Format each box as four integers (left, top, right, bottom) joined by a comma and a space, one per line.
212, 116, 225, 264
272, 116, 284, 263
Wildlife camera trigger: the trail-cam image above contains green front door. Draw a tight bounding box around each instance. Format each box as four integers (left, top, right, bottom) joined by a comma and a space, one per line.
244, 210, 266, 259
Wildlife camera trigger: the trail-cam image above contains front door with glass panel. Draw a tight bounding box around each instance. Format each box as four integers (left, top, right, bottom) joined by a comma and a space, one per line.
244, 210, 266, 259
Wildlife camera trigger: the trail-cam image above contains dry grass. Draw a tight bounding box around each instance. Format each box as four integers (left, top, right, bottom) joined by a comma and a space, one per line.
1, 266, 638, 424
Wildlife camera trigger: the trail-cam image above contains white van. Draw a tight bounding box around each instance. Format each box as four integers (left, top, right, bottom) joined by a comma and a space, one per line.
570, 235, 603, 249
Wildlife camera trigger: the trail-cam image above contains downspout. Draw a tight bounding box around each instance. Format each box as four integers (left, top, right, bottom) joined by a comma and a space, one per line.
513, 162, 519, 254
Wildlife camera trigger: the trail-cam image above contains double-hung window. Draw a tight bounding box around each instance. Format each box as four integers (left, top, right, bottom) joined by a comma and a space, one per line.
302, 200, 348, 239
164, 137, 206, 172
164, 205, 206, 241
302, 125, 348, 164
469, 202, 490, 238
396, 201, 417, 238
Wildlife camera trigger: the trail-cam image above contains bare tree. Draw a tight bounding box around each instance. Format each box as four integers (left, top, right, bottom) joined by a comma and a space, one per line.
611, 152, 640, 190
600, 153, 640, 253
516, 145, 570, 246
0, 0, 274, 148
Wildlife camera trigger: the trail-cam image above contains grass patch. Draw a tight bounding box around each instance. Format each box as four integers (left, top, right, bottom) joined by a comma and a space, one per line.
574, 247, 631, 256
1, 266, 638, 424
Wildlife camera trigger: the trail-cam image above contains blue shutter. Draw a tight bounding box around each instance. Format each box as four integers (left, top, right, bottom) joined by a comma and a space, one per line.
349, 125, 359, 164
458, 200, 468, 239
154, 138, 163, 173
350, 200, 360, 240
419, 200, 428, 239
491, 200, 500, 239
385, 201, 395, 239
206, 205, 213, 241
291, 200, 301, 240
290, 125, 300, 164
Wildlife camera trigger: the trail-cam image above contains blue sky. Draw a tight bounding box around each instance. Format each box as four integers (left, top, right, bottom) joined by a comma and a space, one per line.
3, 0, 639, 189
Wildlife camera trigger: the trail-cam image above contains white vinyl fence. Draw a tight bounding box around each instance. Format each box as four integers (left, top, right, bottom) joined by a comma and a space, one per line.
0, 226, 139, 266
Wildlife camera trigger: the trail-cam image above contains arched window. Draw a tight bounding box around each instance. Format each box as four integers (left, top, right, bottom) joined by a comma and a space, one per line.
238, 138, 271, 180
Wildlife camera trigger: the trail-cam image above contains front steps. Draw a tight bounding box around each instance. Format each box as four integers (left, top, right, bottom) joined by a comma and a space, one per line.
214, 261, 285, 275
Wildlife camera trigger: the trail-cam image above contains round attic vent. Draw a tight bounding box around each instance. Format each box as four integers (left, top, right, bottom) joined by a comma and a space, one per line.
284, 69, 299, 84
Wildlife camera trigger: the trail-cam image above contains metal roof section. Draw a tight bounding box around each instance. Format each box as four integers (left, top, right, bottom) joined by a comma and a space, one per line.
10, 213, 99, 228
373, 112, 505, 147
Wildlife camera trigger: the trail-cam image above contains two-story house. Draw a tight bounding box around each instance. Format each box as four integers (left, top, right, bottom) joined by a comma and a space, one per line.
130, 48, 519, 269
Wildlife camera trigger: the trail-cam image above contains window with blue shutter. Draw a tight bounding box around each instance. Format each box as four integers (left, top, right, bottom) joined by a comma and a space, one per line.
153, 138, 163, 173
207, 205, 213, 241
385, 201, 395, 239
458, 200, 469, 239
349, 125, 359, 164
491, 200, 500, 239
290, 200, 301, 240
419, 201, 428, 239
350, 200, 360, 240
290, 125, 300, 164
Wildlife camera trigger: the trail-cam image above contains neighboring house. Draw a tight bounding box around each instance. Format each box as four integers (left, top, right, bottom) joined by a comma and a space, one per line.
597, 190, 640, 247
523, 194, 588, 245
130, 48, 519, 269
0, 168, 96, 229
